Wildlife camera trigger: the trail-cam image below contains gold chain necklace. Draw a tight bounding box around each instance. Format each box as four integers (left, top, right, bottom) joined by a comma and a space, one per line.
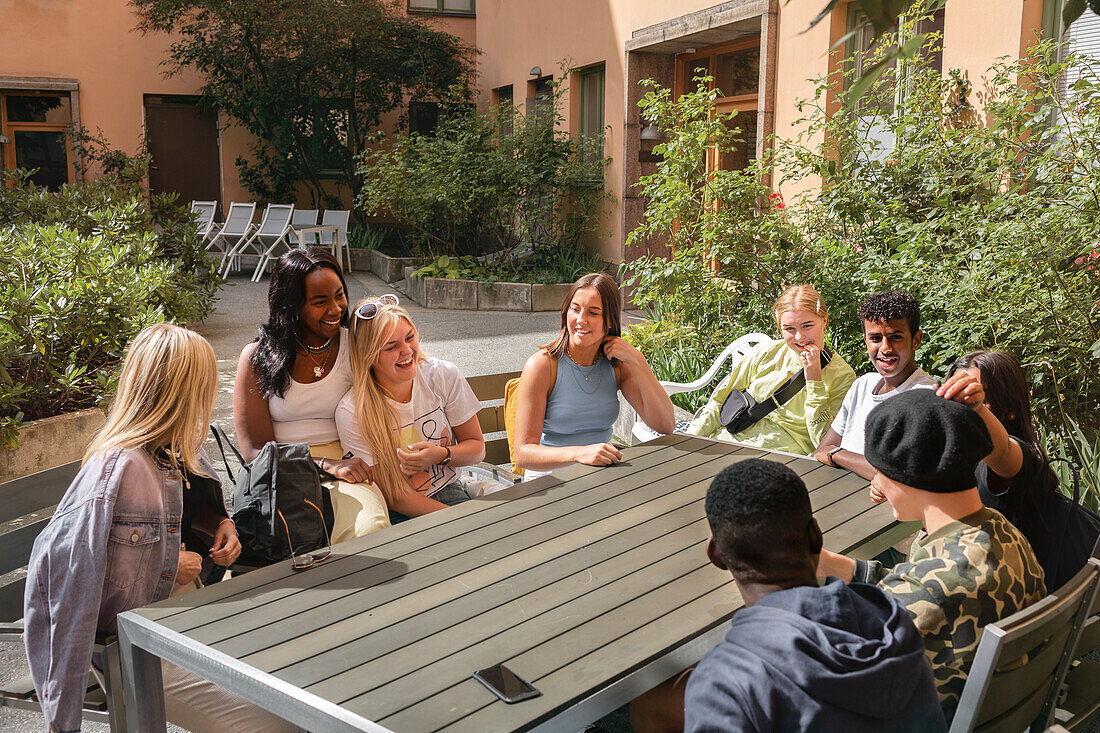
299, 345, 334, 378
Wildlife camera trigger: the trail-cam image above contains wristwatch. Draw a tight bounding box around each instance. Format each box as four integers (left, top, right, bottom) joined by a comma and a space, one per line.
826, 445, 844, 466
440, 446, 452, 466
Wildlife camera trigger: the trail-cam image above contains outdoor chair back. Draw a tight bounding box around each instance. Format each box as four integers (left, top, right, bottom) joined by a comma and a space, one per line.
0, 461, 128, 730
631, 332, 773, 444
288, 209, 319, 246
245, 203, 296, 281
1050, 540, 1100, 730
208, 202, 257, 274
217, 203, 293, 281
459, 370, 523, 490
949, 560, 1100, 733
189, 200, 218, 245
320, 209, 352, 272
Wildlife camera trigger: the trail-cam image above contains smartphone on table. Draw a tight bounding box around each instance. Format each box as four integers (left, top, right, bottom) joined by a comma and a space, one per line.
472, 663, 541, 703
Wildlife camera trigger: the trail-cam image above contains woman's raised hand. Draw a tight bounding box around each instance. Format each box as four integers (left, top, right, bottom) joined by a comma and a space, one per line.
800, 344, 823, 382
602, 336, 644, 367
326, 456, 374, 484
572, 442, 623, 467
936, 371, 986, 407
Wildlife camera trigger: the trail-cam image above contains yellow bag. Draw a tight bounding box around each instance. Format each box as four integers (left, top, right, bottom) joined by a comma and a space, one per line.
503, 357, 558, 477
503, 377, 524, 477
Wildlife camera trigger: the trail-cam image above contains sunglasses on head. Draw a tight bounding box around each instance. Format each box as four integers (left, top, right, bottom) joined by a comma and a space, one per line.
355, 293, 399, 321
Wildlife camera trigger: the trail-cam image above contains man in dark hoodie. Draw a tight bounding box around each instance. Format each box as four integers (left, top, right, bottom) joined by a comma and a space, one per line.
682, 458, 945, 732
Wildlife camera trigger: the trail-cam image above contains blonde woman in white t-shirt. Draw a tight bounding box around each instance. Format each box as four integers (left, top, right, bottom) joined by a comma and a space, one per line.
336, 296, 486, 522
233, 247, 389, 542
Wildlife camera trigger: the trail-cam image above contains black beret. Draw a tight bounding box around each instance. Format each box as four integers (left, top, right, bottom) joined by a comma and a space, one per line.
864, 389, 992, 493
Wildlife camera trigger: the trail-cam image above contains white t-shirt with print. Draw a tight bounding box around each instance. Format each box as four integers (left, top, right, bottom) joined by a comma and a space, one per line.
335, 357, 480, 497
831, 368, 937, 454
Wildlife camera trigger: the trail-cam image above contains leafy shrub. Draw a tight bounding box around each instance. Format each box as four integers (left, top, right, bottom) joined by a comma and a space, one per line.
357, 70, 611, 271
348, 225, 386, 250
0, 154, 220, 449
623, 37, 1100, 503
414, 254, 487, 280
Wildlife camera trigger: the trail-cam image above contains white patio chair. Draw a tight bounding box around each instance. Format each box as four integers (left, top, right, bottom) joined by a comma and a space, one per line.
222, 204, 294, 281
631, 332, 773, 444
950, 560, 1100, 733
319, 209, 352, 272
189, 200, 218, 246
288, 209, 319, 246
207, 202, 256, 274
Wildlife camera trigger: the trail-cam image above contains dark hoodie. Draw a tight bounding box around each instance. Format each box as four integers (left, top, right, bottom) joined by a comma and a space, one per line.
684, 578, 946, 733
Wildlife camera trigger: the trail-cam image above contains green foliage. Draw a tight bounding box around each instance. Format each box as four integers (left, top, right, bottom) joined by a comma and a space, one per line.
357, 68, 612, 272
621, 75, 799, 411
347, 225, 386, 250
0, 147, 220, 449
414, 254, 487, 280
132, 0, 473, 213
489, 243, 607, 285
624, 39, 1100, 507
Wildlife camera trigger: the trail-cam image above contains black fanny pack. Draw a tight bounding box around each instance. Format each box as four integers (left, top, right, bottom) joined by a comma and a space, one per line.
719, 348, 832, 435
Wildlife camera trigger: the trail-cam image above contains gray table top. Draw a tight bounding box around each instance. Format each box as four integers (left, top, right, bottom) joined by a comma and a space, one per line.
128, 435, 903, 732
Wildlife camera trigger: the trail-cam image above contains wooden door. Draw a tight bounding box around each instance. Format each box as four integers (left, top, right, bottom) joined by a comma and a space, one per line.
144, 95, 221, 206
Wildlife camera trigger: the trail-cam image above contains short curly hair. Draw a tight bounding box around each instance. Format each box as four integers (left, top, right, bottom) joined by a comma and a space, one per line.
705, 458, 814, 583
857, 290, 920, 335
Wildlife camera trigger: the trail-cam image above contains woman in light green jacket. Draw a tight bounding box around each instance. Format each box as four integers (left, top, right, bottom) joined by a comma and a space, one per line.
687, 285, 856, 455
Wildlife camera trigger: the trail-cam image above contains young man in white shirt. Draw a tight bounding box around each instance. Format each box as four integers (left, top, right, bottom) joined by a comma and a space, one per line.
813, 291, 935, 481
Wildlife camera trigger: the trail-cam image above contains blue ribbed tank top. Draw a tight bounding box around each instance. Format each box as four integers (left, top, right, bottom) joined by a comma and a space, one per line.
540, 353, 619, 448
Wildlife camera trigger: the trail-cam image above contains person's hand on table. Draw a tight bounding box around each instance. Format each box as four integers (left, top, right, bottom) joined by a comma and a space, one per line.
209, 519, 242, 567
176, 543, 203, 586
816, 549, 856, 582
868, 472, 889, 504
573, 443, 623, 466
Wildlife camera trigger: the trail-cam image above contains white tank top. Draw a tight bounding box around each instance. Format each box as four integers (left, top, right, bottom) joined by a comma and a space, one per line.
267, 328, 352, 445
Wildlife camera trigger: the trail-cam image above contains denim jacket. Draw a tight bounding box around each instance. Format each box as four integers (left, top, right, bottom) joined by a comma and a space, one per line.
23, 447, 189, 733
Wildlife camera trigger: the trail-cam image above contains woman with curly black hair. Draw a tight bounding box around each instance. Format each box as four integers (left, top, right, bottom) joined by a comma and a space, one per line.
233, 247, 389, 542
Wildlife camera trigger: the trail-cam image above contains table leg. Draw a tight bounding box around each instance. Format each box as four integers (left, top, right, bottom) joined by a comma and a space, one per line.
118, 621, 167, 732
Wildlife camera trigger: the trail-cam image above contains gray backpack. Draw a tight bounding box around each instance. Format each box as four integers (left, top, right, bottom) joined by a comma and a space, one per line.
210, 424, 334, 567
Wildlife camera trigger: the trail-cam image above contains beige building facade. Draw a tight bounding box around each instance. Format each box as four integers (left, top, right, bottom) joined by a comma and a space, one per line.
0, 0, 1066, 263
475, 0, 1054, 262
0, 1, 474, 210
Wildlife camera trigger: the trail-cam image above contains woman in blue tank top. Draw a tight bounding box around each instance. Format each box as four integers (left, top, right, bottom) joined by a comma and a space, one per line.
514, 273, 675, 479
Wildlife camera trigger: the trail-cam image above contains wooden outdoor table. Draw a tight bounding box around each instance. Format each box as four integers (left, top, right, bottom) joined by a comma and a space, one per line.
116, 435, 914, 732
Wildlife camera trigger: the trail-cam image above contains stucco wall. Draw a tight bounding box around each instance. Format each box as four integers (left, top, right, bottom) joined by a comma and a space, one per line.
476, 0, 1050, 261
1, 1, 475, 212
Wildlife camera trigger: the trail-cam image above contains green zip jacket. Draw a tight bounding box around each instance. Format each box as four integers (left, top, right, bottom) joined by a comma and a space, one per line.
686, 339, 856, 455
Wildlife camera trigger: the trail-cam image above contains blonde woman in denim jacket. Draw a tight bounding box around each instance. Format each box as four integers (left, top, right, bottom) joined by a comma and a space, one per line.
23, 324, 298, 733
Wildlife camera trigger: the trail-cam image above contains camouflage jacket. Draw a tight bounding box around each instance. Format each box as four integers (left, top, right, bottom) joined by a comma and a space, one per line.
852, 507, 1046, 721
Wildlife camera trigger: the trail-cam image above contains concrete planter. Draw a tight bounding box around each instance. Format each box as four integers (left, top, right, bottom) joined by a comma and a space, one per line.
370, 250, 428, 283
403, 267, 571, 312
404, 268, 480, 310
0, 406, 107, 483
348, 248, 372, 272
479, 281, 532, 311
532, 283, 572, 312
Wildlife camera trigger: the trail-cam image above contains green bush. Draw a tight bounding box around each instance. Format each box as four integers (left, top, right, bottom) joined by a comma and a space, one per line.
0, 156, 220, 449
357, 72, 611, 270
622, 35, 1100, 502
